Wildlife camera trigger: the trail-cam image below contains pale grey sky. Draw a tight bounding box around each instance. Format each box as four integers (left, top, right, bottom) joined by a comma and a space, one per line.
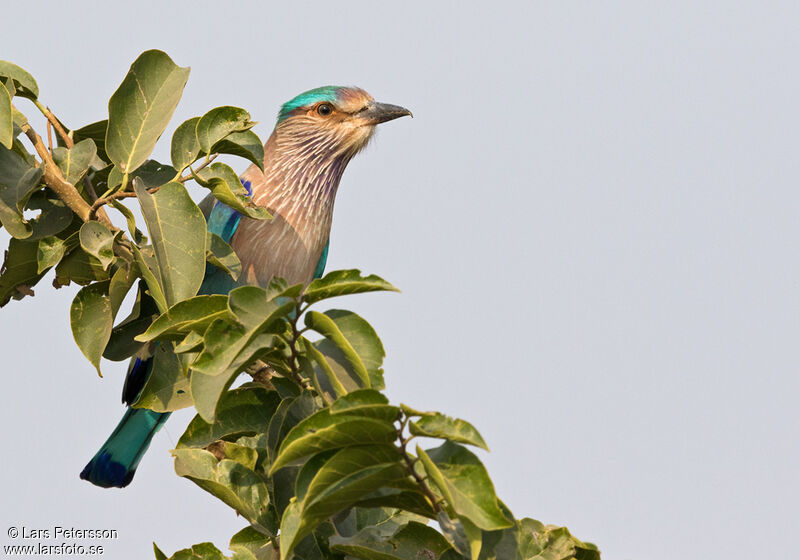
2, 2, 799, 559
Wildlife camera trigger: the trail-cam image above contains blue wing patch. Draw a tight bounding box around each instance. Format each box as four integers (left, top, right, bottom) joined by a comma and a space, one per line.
206, 180, 252, 243
314, 241, 329, 279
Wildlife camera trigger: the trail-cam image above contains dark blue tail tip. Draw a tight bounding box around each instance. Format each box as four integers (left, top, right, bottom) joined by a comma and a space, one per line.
80, 451, 135, 488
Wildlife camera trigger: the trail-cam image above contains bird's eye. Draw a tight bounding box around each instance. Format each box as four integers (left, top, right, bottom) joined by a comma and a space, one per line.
317, 103, 333, 116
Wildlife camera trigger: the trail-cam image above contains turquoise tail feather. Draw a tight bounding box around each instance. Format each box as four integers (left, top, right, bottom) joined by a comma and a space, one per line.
80, 406, 171, 488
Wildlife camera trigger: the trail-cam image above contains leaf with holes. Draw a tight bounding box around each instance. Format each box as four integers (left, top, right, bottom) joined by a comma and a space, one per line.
79, 221, 117, 271
0, 61, 38, 98
131, 342, 192, 412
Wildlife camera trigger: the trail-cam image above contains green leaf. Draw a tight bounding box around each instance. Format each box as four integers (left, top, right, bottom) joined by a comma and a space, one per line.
173, 448, 274, 534
329, 389, 399, 422
417, 442, 512, 531
54, 246, 111, 287
137, 294, 230, 342
132, 341, 192, 411
437, 512, 482, 560
269, 408, 397, 473
190, 296, 294, 422
301, 445, 406, 521
0, 155, 44, 239
211, 129, 265, 171
157, 542, 229, 560
196, 106, 254, 153
109, 264, 138, 316
303, 270, 399, 304
281, 446, 407, 558
130, 243, 167, 312
0, 78, 12, 149
153, 543, 168, 560
0, 238, 44, 306
171, 116, 201, 171
229, 527, 275, 560
305, 310, 386, 389
108, 159, 178, 192
103, 281, 158, 361
207, 232, 241, 280
0, 61, 39, 98
174, 330, 204, 353
37, 236, 68, 273
353, 489, 437, 520
300, 340, 347, 399
25, 191, 74, 240
190, 320, 279, 423
178, 386, 281, 448
496, 518, 600, 560
70, 281, 113, 376
410, 414, 489, 451
106, 50, 190, 173
330, 521, 452, 560
195, 162, 271, 220
79, 221, 117, 271
109, 198, 146, 243
52, 139, 96, 185
135, 180, 207, 306
73, 120, 109, 163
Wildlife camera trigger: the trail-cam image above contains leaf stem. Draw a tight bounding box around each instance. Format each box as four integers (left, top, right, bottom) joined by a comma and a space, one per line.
32, 99, 72, 148
178, 153, 218, 183
397, 413, 443, 514
285, 300, 314, 392
90, 185, 162, 217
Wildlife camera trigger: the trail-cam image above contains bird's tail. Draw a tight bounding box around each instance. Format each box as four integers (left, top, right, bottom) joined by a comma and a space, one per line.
80, 407, 171, 488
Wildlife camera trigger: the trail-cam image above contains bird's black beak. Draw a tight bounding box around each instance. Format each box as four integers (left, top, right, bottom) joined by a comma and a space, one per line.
359, 102, 413, 124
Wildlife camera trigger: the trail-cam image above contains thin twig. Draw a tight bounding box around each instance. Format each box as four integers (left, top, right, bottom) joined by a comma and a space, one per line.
46, 119, 53, 152
31, 100, 101, 203
285, 301, 315, 391
178, 153, 218, 183
90, 186, 162, 217
33, 99, 72, 148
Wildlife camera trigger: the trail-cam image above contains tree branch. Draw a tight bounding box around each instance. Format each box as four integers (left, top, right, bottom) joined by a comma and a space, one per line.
21, 123, 102, 224
90, 185, 163, 217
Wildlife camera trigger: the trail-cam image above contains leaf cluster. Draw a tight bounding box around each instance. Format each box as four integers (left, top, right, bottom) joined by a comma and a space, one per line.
0, 52, 600, 560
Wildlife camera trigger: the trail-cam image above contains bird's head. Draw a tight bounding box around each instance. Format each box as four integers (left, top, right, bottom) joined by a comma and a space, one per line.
274, 86, 411, 160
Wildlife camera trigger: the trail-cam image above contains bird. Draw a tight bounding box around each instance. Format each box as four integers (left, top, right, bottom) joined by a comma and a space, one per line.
80, 86, 412, 488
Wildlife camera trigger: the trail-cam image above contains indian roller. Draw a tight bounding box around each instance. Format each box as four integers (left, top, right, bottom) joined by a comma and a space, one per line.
80, 86, 412, 488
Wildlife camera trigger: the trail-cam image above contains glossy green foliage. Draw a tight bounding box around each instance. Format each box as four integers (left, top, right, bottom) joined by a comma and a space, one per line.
0, 51, 600, 560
